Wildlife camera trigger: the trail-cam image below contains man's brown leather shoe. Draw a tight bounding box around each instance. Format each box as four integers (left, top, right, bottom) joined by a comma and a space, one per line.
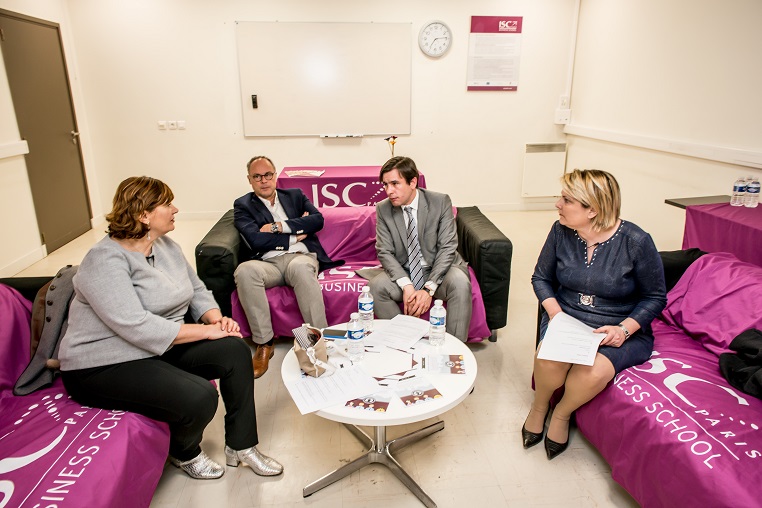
253, 343, 275, 379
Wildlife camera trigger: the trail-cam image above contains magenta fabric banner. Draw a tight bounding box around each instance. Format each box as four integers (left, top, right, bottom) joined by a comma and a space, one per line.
278, 165, 427, 208
683, 202, 762, 267
0, 284, 170, 508
576, 254, 762, 507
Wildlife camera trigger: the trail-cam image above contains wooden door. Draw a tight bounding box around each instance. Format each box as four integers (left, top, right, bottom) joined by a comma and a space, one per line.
0, 10, 91, 253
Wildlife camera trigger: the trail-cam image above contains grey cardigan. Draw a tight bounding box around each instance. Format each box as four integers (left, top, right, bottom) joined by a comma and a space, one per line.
58, 235, 218, 371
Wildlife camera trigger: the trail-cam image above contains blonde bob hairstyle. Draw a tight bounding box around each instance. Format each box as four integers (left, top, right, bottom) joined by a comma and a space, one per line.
106, 176, 174, 239
561, 169, 621, 231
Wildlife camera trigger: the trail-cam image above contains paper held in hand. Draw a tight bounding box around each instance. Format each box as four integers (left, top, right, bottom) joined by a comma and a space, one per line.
537, 312, 606, 366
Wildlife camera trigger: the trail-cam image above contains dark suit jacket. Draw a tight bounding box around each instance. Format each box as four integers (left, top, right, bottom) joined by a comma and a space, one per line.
233, 188, 343, 272
374, 188, 467, 285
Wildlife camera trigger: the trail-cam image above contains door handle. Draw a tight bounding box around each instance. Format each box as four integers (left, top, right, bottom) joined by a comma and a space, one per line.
71, 131, 80, 145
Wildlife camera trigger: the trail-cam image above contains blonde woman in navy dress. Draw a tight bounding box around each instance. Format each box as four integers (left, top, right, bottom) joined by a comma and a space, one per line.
523, 169, 667, 459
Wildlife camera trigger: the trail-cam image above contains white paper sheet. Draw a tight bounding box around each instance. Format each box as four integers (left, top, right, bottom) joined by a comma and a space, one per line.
361, 345, 415, 378
284, 365, 379, 415
537, 312, 606, 366
366, 315, 429, 350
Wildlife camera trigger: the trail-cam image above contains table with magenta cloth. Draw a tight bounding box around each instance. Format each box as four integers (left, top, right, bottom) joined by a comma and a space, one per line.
682, 202, 762, 267
278, 165, 427, 207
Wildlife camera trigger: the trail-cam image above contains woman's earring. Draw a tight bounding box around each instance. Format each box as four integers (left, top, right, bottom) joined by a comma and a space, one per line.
147, 221, 151, 241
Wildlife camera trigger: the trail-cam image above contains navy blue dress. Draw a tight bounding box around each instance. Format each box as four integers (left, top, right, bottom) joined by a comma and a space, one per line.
532, 220, 667, 373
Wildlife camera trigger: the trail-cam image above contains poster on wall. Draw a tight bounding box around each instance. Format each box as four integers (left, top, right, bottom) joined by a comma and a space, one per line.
466, 16, 523, 91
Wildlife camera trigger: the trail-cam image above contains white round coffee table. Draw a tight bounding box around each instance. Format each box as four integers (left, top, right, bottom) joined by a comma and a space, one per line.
281, 322, 477, 508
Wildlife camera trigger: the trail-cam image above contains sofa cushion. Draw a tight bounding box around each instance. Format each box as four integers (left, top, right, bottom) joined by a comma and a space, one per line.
316, 206, 378, 262
0, 283, 171, 508
0, 284, 32, 393
659, 253, 762, 357
576, 320, 762, 507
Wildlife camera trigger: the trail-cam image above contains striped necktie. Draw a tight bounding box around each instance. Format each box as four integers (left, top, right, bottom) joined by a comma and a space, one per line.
404, 206, 425, 290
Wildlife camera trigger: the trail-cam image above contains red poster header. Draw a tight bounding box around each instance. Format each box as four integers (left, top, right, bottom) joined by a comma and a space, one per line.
470, 16, 523, 34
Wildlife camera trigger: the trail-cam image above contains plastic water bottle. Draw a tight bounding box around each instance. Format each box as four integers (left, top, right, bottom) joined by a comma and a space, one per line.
347, 312, 365, 362
744, 176, 760, 208
358, 285, 374, 333
429, 300, 446, 347
731, 177, 747, 206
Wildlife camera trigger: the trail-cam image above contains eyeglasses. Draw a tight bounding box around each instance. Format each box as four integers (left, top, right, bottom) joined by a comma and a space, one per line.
249, 171, 276, 182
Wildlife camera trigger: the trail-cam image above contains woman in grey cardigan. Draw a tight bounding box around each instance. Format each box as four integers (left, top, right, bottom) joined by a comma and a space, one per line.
59, 176, 282, 480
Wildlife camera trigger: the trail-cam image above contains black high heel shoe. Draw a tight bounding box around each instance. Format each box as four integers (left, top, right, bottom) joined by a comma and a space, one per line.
521, 408, 549, 449
544, 435, 569, 460
544, 415, 570, 460
522, 424, 544, 449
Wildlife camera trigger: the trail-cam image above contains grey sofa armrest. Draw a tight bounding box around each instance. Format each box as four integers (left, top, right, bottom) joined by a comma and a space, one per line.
456, 206, 513, 341
195, 209, 240, 317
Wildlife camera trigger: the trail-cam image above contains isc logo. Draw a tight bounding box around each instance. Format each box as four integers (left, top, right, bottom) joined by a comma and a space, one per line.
498, 20, 518, 31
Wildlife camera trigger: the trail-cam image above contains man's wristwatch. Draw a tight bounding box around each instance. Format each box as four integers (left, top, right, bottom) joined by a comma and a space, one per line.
424, 283, 435, 297
271, 222, 280, 234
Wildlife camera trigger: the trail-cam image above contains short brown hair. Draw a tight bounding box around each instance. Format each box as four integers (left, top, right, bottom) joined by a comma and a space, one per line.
561, 169, 621, 231
379, 156, 419, 184
106, 176, 174, 239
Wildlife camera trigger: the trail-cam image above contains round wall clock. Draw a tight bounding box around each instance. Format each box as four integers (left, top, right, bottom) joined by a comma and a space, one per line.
418, 20, 452, 58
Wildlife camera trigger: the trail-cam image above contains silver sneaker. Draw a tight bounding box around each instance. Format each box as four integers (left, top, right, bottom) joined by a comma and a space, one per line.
169, 451, 224, 479
225, 445, 283, 476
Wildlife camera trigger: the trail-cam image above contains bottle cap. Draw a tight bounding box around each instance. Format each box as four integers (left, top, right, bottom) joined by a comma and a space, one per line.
435, 299, 443, 306
362, 285, 370, 292
350, 312, 359, 319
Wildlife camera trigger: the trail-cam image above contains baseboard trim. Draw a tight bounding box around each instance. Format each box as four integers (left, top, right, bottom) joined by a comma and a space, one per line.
0, 246, 45, 278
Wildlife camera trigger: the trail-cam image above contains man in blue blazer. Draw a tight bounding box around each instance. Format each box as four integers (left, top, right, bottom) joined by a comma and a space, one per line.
234, 156, 342, 377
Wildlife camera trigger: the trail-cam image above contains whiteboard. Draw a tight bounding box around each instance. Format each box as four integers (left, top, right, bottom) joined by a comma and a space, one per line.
236, 21, 411, 137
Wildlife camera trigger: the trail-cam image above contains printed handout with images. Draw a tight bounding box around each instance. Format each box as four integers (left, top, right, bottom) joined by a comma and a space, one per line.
423, 354, 467, 374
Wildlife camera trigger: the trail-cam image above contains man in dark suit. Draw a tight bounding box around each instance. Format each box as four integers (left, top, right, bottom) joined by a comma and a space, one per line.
368, 156, 472, 341
234, 156, 342, 377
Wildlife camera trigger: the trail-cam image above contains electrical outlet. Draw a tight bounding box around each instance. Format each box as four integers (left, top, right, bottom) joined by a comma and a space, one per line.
554, 109, 571, 125
559, 95, 570, 109
177, 120, 186, 130
158, 120, 167, 130
168, 120, 178, 130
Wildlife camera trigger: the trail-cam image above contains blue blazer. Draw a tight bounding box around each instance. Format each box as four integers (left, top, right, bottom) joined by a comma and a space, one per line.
233, 188, 343, 272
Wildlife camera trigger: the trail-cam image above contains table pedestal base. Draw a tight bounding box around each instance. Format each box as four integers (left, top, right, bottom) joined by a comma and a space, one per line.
303, 421, 445, 507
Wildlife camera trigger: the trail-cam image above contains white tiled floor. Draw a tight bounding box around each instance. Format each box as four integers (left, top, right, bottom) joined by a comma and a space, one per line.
15, 210, 639, 507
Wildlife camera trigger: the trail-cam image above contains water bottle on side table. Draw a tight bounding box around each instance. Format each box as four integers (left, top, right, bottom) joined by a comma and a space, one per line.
358, 285, 374, 333
731, 177, 747, 206
347, 312, 365, 362
744, 177, 760, 208
429, 300, 446, 347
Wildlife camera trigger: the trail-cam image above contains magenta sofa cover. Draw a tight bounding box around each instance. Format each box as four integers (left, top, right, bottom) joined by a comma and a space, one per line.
231, 206, 491, 341
576, 253, 762, 507
0, 284, 170, 508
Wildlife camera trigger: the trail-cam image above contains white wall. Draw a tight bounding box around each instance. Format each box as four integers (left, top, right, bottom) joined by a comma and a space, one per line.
566, 0, 762, 250
62, 0, 574, 218
1, 0, 576, 274
3, 0, 759, 275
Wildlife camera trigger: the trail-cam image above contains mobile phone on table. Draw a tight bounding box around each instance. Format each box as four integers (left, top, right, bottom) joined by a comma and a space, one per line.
322, 328, 347, 339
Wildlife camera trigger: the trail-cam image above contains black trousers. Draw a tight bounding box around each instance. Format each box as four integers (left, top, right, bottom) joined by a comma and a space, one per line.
61, 337, 258, 461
